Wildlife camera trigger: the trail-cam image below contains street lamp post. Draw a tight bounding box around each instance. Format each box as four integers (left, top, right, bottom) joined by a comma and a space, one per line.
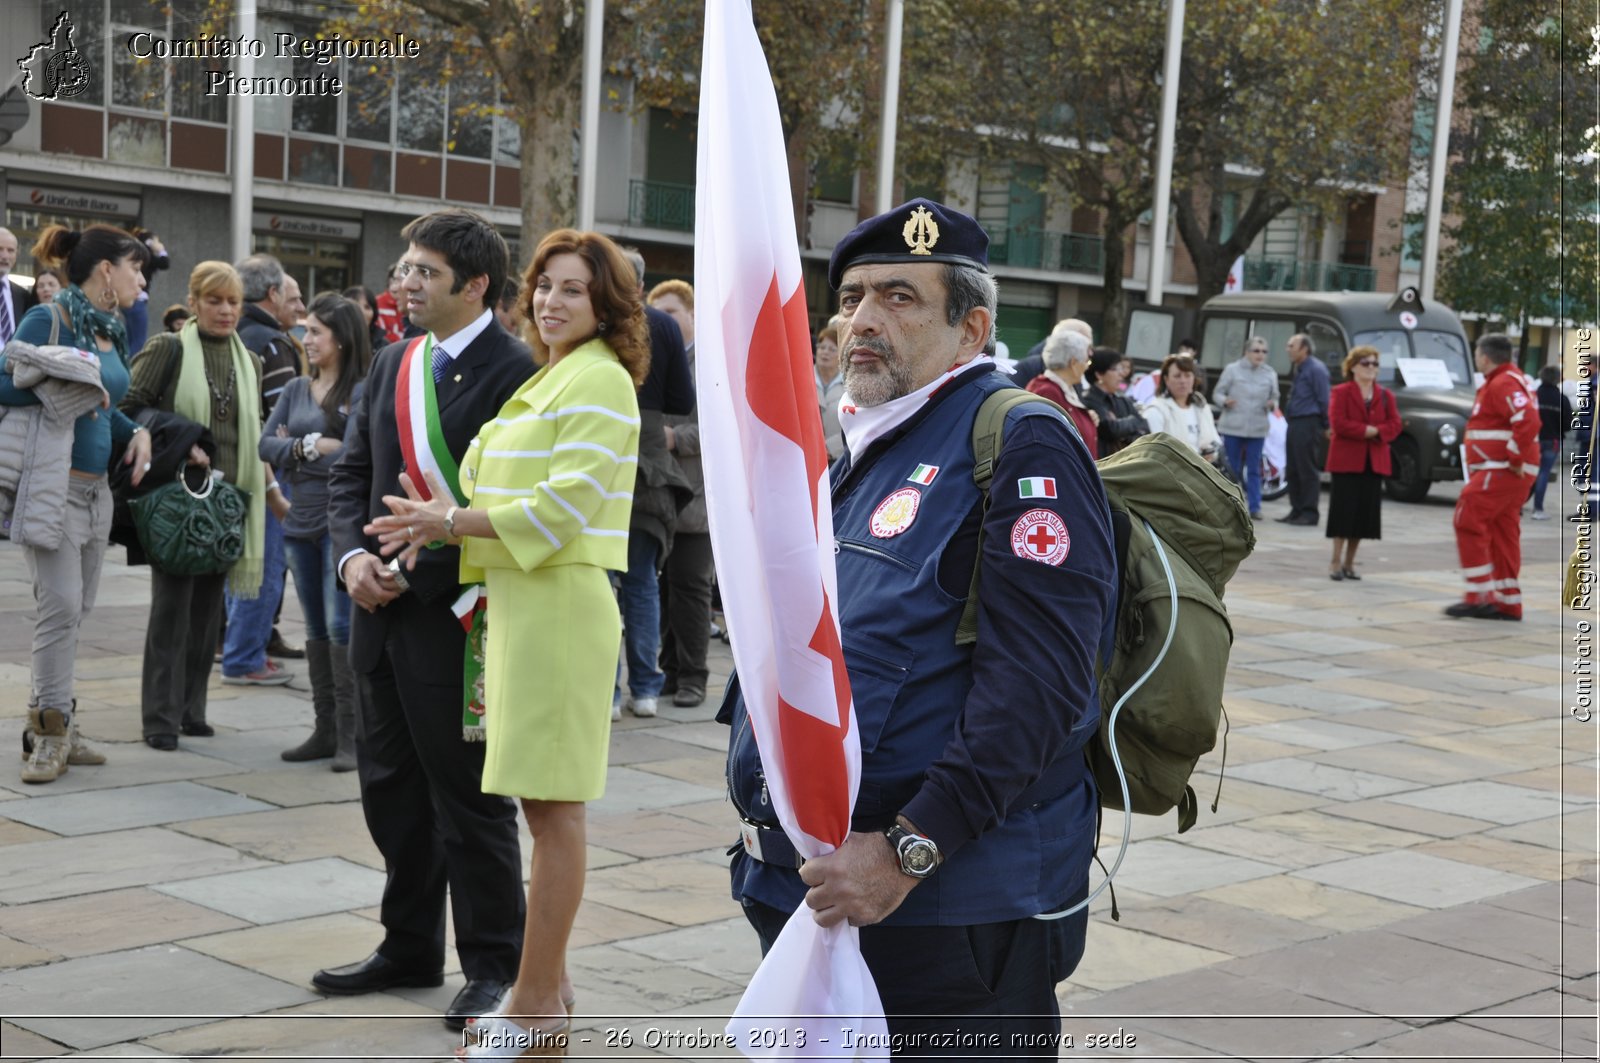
1419, 0, 1463, 304
229, 0, 256, 261
1146, 0, 1185, 306
875, 0, 904, 214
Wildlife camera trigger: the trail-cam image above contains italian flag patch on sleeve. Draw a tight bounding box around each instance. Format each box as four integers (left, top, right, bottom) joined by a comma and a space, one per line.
1017, 476, 1057, 499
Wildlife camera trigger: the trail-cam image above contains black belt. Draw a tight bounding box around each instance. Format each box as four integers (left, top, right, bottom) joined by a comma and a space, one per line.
735, 812, 898, 868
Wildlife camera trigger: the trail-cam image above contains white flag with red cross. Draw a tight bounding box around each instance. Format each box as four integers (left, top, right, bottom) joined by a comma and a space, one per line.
694, 0, 887, 1057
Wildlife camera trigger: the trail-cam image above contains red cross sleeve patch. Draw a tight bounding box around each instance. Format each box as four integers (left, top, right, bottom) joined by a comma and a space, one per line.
1010, 508, 1071, 565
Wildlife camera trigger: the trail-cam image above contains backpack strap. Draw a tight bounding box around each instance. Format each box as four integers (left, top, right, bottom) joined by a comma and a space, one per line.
956, 388, 1061, 645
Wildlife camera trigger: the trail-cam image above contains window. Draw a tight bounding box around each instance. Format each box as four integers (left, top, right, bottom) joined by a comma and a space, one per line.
397, 50, 446, 152
291, 55, 337, 135
344, 61, 394, 142
1304, 319, 1347, 374
813, 155, 855, 205
1352, 329, 1471, 388
447, 67, 494, 158
110, 0, 165, 111
1201, 316, 1248, 371
494, 110, 521, 165
170, 0, 228, 122
108, 113, 164, 166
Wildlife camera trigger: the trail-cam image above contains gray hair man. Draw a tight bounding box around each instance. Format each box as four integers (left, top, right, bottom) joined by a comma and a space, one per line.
1279, 331, 1329, 525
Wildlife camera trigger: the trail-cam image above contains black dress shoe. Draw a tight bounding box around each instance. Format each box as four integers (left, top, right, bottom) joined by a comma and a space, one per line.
180, 721, 215, 737
1290, 515, 1319, 526
312, 951, 444, 996
1275, 513, 1298, 523
145, 734, 178, 751
1443, 601, 1499, 619
445, 978, 513, 1031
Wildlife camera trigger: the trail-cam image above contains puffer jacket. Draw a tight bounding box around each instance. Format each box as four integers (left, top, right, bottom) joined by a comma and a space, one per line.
0, 340, 110, 548
1213, 358, 1279, 438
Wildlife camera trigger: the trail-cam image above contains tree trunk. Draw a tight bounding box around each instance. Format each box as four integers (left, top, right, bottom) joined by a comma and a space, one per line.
515, 76, 581, 251
1100, 205, 1130, 349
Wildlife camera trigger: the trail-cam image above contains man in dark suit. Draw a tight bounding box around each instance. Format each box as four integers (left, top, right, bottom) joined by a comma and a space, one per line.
323, 209, 531, 1030
0, 228, 37, 346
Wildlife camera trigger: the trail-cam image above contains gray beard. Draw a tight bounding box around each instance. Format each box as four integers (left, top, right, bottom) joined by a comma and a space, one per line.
841, 339, 915, 408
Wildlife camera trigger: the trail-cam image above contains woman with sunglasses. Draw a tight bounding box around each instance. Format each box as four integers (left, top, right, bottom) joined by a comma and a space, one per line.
1213, 335, 1279, 518
1325, 345, 1402, 581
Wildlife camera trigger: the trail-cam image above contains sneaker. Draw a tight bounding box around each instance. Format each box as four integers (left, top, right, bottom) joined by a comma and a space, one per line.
628, 695, 658, 718
67, 722, 106, 765
222, 660, 294, 686
611, 701, 622, 722
21, 708, 69, 784
1532, 510, 1550, 521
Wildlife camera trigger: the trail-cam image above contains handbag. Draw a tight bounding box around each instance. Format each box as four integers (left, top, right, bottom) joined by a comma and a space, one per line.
128, 464, 249, 576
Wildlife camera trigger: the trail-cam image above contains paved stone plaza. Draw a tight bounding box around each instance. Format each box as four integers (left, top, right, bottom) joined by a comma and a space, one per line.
0, 480, 1594, 1061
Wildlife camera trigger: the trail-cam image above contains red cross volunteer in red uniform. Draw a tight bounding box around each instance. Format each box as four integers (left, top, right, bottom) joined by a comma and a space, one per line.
1445, 333, 1540, 620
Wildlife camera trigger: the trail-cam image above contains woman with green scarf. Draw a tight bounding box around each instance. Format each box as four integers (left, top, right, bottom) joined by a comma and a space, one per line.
2, 224, 152, 784
123, 260, 283, 750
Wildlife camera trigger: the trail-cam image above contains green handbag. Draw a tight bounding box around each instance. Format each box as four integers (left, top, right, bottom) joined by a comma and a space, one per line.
128, 466, 249, 576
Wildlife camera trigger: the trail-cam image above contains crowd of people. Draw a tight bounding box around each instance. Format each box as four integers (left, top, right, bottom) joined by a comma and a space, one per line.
0, 191, 1580, 1056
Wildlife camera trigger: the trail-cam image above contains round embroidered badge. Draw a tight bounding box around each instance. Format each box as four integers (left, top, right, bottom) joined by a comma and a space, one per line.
869, 487, 922, 538
1011, 508, 1071, 565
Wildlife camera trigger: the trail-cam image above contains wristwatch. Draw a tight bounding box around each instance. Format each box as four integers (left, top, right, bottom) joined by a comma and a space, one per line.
443, 506, 459, 539
885, 823, 940, 879
386, 556, 411, 593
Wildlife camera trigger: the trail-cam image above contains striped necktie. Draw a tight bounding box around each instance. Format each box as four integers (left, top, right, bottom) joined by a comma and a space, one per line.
431, 342, 449, 385
0, 289, 12, 347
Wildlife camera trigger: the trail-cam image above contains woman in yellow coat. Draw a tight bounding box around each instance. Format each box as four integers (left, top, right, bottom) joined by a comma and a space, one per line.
371, 229, 647, 1057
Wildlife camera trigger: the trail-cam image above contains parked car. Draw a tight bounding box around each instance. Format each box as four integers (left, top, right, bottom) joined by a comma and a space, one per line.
1127, 289, 1474, 501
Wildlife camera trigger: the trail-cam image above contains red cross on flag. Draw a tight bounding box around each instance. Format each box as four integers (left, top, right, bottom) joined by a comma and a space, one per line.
695, 0, 885, 1056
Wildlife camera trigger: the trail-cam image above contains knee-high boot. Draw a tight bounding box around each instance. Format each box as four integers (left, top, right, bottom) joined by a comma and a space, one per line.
329, 640, 358, 773
281, 638, 336, 761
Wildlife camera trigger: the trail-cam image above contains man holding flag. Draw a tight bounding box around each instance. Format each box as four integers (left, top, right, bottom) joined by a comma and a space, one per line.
322, 209, 528, 1031
721, 200, 1115, 1053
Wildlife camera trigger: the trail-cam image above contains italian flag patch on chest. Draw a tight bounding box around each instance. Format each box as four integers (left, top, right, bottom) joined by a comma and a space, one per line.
907, 464, 939, 486
1017, 476, 1057, 499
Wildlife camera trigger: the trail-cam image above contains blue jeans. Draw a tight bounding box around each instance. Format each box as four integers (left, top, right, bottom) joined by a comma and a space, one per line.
616, 532, 664, 700
221, 490, 287, 676
1533, 439, 1559, 512
1224, 434, 1266, 514
283, 533, 350, 644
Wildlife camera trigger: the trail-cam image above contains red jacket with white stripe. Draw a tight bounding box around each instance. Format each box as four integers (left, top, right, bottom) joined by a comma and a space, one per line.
1464, 362, 1540, 476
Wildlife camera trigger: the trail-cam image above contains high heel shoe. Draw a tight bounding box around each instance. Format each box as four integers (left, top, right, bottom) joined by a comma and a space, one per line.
466, 994, 575, 1044
1328, 567, 1344, 581
459, 1016, 570, 1058
1342, 567, 1361, 581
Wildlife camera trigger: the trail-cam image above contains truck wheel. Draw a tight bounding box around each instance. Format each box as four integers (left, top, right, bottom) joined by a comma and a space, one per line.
1385, 438, 1431, 502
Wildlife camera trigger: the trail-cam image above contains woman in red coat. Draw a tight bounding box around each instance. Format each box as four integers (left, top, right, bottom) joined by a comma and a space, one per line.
1325, 345, 1403, 580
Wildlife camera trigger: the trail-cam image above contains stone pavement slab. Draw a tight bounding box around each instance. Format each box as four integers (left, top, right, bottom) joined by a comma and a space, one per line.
152, 857, 387, 925
587, 766, 723, 814
1488, 877, 1600, 927
1233, 718, 1400, 751
0, 888, 248, 959
1294, 849, 1545, 908
1227, 758, 1422, 801
1218, 929, 1558, 1022
141, 993, 450, 1061
1199, 875, 1426, 932
172, 802, 383, 868
1386, 779, 1593, 824
0, 827, 266, 905
612, 916, 761, 988
0, 781, 272, 836
1462, 989, 1600, 1058
1102, 840, 1283, 898
1321, 796, 1497, 838
1346, 1016, 1568, 1058
1070, 921, 1231, 992
1387, 903, 1596, 978
1, 944, 314, 1049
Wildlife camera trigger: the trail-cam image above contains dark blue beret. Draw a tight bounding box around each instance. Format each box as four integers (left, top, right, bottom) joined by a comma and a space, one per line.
827, 198, 990, 290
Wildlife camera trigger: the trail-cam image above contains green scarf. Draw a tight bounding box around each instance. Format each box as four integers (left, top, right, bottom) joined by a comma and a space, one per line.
173, 321, 265, 598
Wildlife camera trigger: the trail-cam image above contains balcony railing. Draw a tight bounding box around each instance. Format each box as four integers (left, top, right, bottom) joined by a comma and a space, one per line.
989, 230, 1105, 273
628, 179, 695, 232
1243, 255, 1377, 293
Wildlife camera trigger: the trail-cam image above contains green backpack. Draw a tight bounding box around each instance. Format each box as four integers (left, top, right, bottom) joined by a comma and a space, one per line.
962, 389, 1255, 834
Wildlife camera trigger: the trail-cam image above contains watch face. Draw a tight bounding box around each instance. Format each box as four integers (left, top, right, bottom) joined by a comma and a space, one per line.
903, 843, 936, 874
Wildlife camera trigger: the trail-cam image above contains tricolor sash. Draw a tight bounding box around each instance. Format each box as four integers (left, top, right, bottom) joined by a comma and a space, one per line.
394, 334, 488, 740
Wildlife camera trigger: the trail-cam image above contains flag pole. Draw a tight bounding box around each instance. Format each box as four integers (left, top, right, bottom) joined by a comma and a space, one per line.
1419, 0, 1463, 304
577, 0, 604, 230
875, 0, 905, 213
1146, 0, 1184, 306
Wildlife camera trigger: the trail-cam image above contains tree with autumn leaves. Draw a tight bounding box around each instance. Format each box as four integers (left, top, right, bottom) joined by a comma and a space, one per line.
1423, 0, 1597, 360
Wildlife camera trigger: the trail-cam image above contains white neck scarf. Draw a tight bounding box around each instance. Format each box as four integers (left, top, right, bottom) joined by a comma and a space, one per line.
840, 357, 993, 460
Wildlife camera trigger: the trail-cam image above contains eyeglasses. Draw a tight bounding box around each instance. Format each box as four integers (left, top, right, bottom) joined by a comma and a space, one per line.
395, 262, 446, 283
1356, 360, 1379, 368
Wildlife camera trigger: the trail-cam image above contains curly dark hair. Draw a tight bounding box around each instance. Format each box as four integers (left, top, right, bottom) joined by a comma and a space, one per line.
520, 230, 650, 386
